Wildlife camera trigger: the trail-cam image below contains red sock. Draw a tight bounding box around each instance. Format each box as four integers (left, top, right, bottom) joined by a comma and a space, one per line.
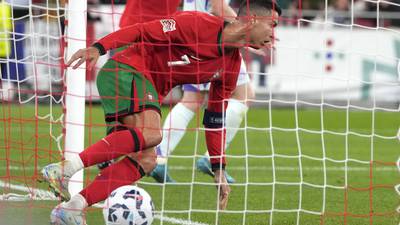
79, 157, 145, 206
79, 129, 145, 167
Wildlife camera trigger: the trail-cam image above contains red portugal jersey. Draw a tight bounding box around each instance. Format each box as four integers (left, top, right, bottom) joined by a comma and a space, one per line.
119, 0, 181, 28
97, 11, 241, 168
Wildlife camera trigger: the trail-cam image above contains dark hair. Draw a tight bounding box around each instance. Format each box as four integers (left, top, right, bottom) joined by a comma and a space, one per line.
238, 0, 282, 16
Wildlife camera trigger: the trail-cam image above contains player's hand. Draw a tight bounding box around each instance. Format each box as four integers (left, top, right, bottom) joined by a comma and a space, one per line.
214, 169, 231, 210
66, 47, 100, 70
245, 47, 267, 56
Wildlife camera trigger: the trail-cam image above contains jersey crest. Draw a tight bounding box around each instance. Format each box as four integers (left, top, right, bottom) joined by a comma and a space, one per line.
160, 19, 176, 33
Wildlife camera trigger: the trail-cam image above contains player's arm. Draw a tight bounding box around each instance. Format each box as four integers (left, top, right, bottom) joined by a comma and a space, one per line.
94, 20, 176, 51
210, 0, 237, 22
204, 64, 239, 210
66, 18, 180, 69
203, 86, 231, 210
204, 85, 232, 174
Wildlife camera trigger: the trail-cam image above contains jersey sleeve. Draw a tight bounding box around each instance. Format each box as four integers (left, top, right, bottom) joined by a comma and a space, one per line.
96, 13, 204, 52
203, 52, 241, 171
96, 19, 171, 51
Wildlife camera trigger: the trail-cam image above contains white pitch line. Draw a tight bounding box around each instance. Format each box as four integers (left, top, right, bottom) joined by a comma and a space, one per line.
2, 165, 397, 172
397, 128, 400, 141
0, 180, 57, 200
168, 165, 397, 172
153, 215, 209, 225
1, 181, 210, 225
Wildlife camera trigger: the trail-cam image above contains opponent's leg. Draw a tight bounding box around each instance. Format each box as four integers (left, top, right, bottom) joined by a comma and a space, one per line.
151, 89, 205, 183
225, 82, 254, 149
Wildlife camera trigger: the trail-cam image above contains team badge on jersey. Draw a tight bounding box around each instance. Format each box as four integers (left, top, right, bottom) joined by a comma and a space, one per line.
160, 19, 176, 33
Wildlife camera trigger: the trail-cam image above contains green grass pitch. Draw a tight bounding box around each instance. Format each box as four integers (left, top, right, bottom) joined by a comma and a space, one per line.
0, 103, 399, 225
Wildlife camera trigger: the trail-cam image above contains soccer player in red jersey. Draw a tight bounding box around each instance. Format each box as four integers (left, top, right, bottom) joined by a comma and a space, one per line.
95, 0, 180, 172
43, 1, 281, 224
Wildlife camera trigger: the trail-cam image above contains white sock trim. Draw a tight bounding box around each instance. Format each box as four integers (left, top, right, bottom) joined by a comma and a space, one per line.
156, 157, 168, 165
66, 154, 84, 177
65, 193, 88, 210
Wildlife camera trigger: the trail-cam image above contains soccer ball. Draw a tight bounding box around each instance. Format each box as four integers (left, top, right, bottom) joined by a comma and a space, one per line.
103, 185, 155, 225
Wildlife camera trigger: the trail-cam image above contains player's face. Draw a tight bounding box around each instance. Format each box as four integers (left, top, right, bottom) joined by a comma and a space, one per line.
249, 10, 279, 49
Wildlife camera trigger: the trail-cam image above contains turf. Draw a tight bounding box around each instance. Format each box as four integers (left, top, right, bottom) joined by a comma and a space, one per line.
0, 103, 399, 225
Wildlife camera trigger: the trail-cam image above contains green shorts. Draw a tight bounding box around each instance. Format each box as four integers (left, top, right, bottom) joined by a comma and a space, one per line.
97, 59, 160, 130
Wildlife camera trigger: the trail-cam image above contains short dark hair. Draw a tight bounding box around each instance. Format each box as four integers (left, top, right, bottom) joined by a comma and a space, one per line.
238, 0, 282, 16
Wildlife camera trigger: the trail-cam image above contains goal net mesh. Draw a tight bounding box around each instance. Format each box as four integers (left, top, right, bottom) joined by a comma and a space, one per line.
0, 0, 65, 202
0, 0, 399, 225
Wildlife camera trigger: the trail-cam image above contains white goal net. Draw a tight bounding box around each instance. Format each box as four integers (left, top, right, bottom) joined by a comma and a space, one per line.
0, 0, 399, 225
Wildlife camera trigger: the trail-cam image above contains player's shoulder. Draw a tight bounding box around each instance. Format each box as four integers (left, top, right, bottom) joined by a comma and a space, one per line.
173, 11, 223, 25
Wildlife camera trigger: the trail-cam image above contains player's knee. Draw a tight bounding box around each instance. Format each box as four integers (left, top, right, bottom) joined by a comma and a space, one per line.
231, 82, 255, 103
151, 131, 163, 146
142, 129, 162, 148
181, 101, 199, 112
181, 91, 204, 112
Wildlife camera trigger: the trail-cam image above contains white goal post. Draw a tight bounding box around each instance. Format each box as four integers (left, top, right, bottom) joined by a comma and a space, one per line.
64, 0, 87, 196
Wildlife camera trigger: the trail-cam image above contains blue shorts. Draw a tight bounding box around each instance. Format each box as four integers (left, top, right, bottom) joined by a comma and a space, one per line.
182, 83, 210, 92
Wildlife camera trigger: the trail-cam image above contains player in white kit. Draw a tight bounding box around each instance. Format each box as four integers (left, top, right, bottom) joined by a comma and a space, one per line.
150, 0, 255, 183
